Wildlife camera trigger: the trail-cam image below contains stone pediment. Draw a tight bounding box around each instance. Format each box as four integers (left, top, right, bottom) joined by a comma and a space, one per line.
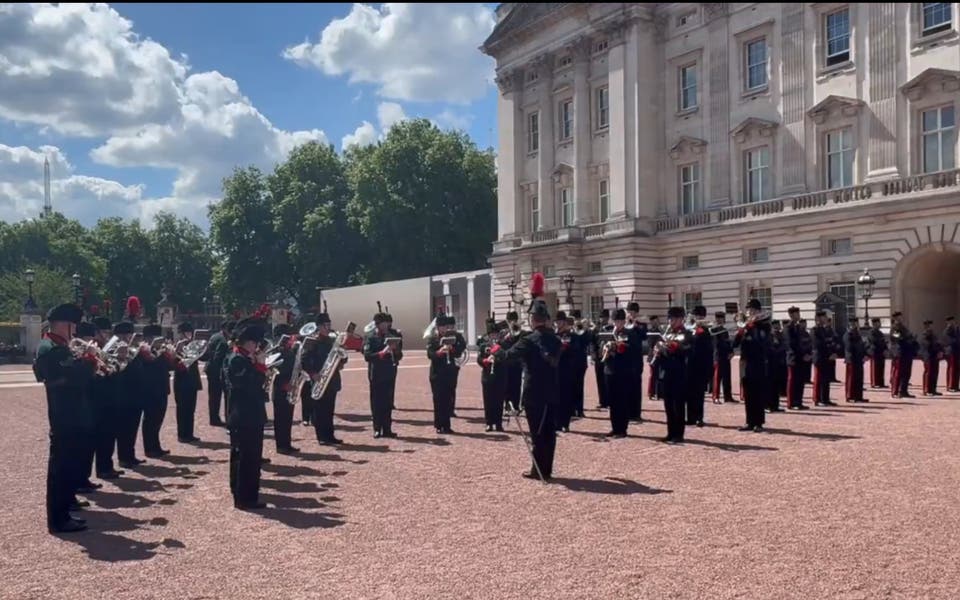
481, 3, 572, 56
900, 68, 960, 100
552, 163, 574, 185
730, 117, 779, 142
669, 136, 708, 159
807, 95, 865, 124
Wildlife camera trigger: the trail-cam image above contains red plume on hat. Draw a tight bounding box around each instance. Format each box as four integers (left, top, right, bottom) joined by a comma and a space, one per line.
256, 303, 271, 319
530, 272, 545, 299
125, 296, 141, 319
89, 305, 100, 316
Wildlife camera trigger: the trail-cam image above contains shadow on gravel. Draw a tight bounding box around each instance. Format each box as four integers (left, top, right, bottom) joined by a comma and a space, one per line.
64, 532, 185, 562
89, 490, 159, 509
392, 418, 438, 427
396, 435, 451, 446
260, 493, 327, 510
334, 424, 368, 432
262, 463, 328, 478
550, 477, 672, 495
678, 438, 778, 453
261, 478, 324, 494
157, 454, 223, 466
336, 443, 391, 453
193, 439, 231, 451
448, 431, 511, 442
298, 451, 371, 465
254, 504, 347, 530
136, 464, 208, 480
109, 477, 166, 493
763, 428, 860, 441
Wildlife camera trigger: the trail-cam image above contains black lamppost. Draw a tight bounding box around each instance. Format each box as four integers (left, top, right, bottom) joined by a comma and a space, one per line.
561, 273, 575, 308
857, 268, 876, 325
24, 268, 37, 311
72, 273, 81, 307
507, 277, 525, 311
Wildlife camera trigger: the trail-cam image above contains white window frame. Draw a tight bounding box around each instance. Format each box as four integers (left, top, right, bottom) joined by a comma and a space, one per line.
921, 2, 953, 36
530, 195, 540, 232
596, 87, 609, 130
560, 187, 574, 227
827, 237, 853, 256
682, 255, 700, 270
559, 99, 573, 141
747, 286, 773, 314
744, 38, 768, 91
679, 63, 698, 111
679, 163, 701, 215
824, 8, 851, 67
746, 247, 769, 264
825, 127, 855, 189
589, 295, 605, 321
921, 105, 956, 174
588, 261, 603, 274
527, 112, 539, 154
828, 281, 858, 324
598, 179, 610, 222
683, 291, 703, 315
744, 146, 771, 203
542, 264, 557, 278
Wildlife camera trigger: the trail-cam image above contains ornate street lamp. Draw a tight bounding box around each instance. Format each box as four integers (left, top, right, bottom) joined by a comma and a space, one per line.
561, 273, 575, 308
24, 268, 37, 311
507, 277, 525, 311
71, 273, 81, 307
857, 268, 876, 324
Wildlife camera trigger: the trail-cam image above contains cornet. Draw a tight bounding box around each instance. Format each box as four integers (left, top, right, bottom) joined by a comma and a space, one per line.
69, 338, 114, 375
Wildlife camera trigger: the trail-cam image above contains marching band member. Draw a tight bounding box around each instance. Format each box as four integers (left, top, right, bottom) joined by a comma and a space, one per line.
140, 323, 175, 458
592, 308, 613, 409
494, 290, 562, 481
625, 301, 646, 422
645, 314, 660, 402
89, 316, 123, 480
603, 308, 633, 438
946, 316, 960, 392
503, 309, 524, 413
733, 299, 770, 432
919, 320, 944, 397
426, 315, 466, 434
711, 312, 735, 404
307, 312, 347, 445
569, 309, 589, 418
843, 318, 867, 403
73, 321, 102, 496
225, 318, 269, 510
364, 311, 401, 438
198, 320, 231, 427
768, 320, 787, 412
811, 312, 838, 407
686, 305, 712, 427
866, 318, 888, 389
34, 303, 95, 533
657, 306, 693, 443
889, 312, 916, 399
270, 324, 299, 453
477, 316, 506, 432
114, 319, 145, 468
783, 308, 808, 410
554, 310, 585, 433
173, 322, 202, 444
826, 316, 841, 384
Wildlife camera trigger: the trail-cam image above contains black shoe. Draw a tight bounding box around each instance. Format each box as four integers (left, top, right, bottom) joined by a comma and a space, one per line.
608, 431, 618, 437
443, 428, 455, 434
277, 446, 300, 455
521, 471, 548, 481
825, 401, 838, 406
485, 425, 494, 432
76, 486, 98, 495
68, 500, 90, 511
797, 405, 810, 410
695, 421, 705, 428
902, 393, 916, 399
374, 431, 383, 439
576, 411, 586, 418
261, 457, 271, 465
436, 428, 443, 434
859, 399, 870, 403
787, 406, 801, 411
68, 515, 87, 525
320, 437, 343, 445
612, 433, 627, 439
753, 426, 764, 433
235, 501, 267, 510
49, 519, 87, 534
97, 470, 124, 479
815, 402, 827, 407
932, 392, 943, 396
738, 425, 753, 432
451, 412, 458, 418
562, 426, 570, 433
726, 399, 740, 403
117, 461, 136, 469
494, 425, 504, 432
382, 431, 398, 438
685, 420, 695, 426
660, 436, 673, 443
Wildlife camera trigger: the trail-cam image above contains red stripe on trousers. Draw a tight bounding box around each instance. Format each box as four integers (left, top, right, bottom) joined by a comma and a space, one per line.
647, 371, 655, 397
923, 362, 930, 395
786, 366, 795, 406
845, 363, 852, 400
813, 366, 821, 404
868, 357, 875, 387
712, 363, 720, 400
890, 359, 900, 396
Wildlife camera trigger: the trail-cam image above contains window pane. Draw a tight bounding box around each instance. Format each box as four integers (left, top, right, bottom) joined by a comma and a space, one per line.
923, 109, 939, 132
942, 106, 955, 128
924, 133, 940, 172
760, 165, 771, 200
842, 147, 855, 186
944, 127, 956, 169
826, 10, 850, 56
829, 153, 842, 188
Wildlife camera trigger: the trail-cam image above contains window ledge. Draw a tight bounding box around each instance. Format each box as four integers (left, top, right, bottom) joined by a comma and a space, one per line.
912, 29, 959, 53
594, 126, 609, 136
676, 106, 700, 118
816, 60, 855, 82
741, 86, 770, 101
527, 151, 539, 159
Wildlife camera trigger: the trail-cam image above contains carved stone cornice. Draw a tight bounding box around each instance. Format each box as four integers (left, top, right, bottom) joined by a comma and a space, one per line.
529, 53, 556, 78
807, 95, 866, 125
730, 117, 779, 143
900, 68, 960, 101
563, 35, 592, 64
669, 136, 708, 160
704, 3, 729, 23
494, 68, 523, 95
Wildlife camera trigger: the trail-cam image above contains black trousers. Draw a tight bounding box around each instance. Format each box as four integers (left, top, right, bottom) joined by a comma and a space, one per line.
449, 369, 460, 413
141, 394, 168, 454
481, 379, 505, 427
524, 402, 556, 479
271, 383, 294, 450
207, 375, 224, 424
742, 376, 766, 427
555, 379, 576, 430
870, 355, 886, 387
630, 367, 644, 420
786, 364, 807, 408
47, 433, 82, 528
312, 387, 338, 442
845, 361, 864, 401
712, 359, 734, 402
116, 401, 143, 462
605, 372, 632, 435
85, 400, 117, 478
369, 379, 395, 434
301, 387, 315, 424
685, 371, 707, 424
813, 363, 831, 404
174, 386, 197, 440
574, 367, 587, 415
593, 362, 608, 407
431, 377, 455, 431
229, 426, 263, 505
662, 389, 686, 441
506, 365, 523, 411
899, 358, 914, 396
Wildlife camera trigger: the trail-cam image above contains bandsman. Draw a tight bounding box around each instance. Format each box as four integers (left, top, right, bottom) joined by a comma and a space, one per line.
426, 315, 466, 434
477, 316, 506, 432
646, 315, 661, 401
173, 322, 202, 443
270, 324, 299, 453
711, 312, 735, 404
602, 308, 634, 438
866, 317, 888, 389
114, 320, 145, 468
225, 318, 269, 510
843, 318, 867, 403
89, 316, 123, 480
569, 309, 589, 418
592, 309, 613, 409
889, 312, 917, 399
625, 301, 647, 422
73, 321, 102, 495
198, 320, 231, 427
657, 306, 693, 443
307, 313, 347, 445
686, 306, 712, 427
811, 311, 838, 407
733, 299, 770, 432
554, 310, 586, 432
919, 319, 944, 397
768, 320, 787, 411
139, 324, 174, 458
943, 316, 959, 392
363, 311, 402, 438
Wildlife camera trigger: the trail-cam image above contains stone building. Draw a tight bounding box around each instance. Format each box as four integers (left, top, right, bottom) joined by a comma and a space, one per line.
482, 3, 960, 328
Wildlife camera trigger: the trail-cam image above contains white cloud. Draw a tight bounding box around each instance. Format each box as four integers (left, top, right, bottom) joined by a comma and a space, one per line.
0, 4, 328, 225
432, 109, 473, 131
284, 3, 496, 103
342, 121, 377, 150
377, 102, 407, 132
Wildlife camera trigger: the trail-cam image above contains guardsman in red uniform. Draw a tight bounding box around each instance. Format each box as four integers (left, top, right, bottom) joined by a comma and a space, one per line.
944, 316, 959, 392
919, 320, 944, 397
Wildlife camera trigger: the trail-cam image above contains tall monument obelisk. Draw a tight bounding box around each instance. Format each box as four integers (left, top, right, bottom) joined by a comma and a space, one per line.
42, 157, 52, 218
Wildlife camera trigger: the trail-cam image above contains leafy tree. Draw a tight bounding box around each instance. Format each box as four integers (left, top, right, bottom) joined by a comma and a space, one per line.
0, 265, 74, 322
147, 212, 214, 316
89, 217, 153, 320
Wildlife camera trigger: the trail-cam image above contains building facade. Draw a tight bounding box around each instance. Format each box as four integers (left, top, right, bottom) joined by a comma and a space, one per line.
482, 2, 960, 329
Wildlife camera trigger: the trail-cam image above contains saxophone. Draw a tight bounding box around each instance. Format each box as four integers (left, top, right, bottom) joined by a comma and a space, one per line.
310, 323, 359, 401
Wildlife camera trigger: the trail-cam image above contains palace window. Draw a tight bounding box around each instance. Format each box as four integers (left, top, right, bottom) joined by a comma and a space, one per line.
829, 282, 857, 323
560, 187, 574, 227
747, 247, 769, 264
683, 292, 703, 315
827, 237, 853, 256
922, 3, 953, 36
598, 179, 610, 222
679, 64, 698, 110
745, 38, 768, 90
542, 264, 557, 278
559, 100, 573, 140
596, 86, 609, 130
680, 163, 701, 215
748, 286, 773, 313
527, 112, 539, 153
744, 146, 771, 203
531, 195, 540, 232
826, 127, 855, 189
588, 261, 603, 274
589, 295, 605, 321
595, 40, 609, 53
921, 105, 956, 173
682, 255, 700, 270
824, 8, 851, 66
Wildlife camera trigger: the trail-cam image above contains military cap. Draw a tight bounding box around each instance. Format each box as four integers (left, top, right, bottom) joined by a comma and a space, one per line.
815, 311, 827, 318
613, 308, 627, 321
113, 321, 135, 335
667, 306, 685, 319
600, 309, 611, 319
46, 303, 83, 324
273, 324, 293, 337
693, 305, 707, 317
528, 299, 550, 321
554, 310, 567, 321
891, 311, 903, 318
383, 313, 393, 323
142, 324, 162, 337
93, 317, 112, 331
506, 310, 519, 321
626, 302, 640, 313
374, 313, 388, 324
177, 321, 194, 333
871, 317, 882, 324
787, 306, 800, 314
715, 311, 726, 319
235, 318, 266, 343
485, 319, 498, 334
570, 309, 582, 319
437, 315, 456, 327
76, 322, 97, 338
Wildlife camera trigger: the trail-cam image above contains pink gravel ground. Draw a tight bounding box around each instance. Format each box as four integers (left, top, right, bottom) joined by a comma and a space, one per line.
1, 357, 959, 600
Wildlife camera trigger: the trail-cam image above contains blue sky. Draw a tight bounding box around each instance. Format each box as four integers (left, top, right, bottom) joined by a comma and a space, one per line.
0, 3, 499, 226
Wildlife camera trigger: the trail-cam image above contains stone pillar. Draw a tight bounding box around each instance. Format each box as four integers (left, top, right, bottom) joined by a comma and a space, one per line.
466, 275, 477, 345
571, 37, 592, 225
706, 4, 731, 206
780, 3, 807, 195
442, 279, 452, 317
535, 54, 557, 228
20, 308, 42, 358
606, 22, 629, 219
495, 69, 522, 238
636, 18, 663, 218
866, 3, 899, 181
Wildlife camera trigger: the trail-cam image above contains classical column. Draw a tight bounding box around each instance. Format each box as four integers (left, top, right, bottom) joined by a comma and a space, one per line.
466, 275, 477, 344
606, 21, 629, 219
571, 37, 592, 225
780, 3, 807, 195
535, 54, 557, 228
441, 279, 452, 317
866, 3, 899, 181
635, 18, 661, 218
706, 3, 731, 206
495, 68, 522, 238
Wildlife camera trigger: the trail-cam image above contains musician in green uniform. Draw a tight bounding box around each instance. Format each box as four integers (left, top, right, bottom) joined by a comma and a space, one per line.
225, 318, 268, 510
306, 313, 347, 445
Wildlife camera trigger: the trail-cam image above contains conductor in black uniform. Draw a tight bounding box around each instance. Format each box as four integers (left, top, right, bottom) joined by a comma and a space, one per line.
495, 297, 562, 480
225, 318, 268, 510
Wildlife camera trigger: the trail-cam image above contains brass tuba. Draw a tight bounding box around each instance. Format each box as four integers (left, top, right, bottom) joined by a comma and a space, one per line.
310, 322, 359, 400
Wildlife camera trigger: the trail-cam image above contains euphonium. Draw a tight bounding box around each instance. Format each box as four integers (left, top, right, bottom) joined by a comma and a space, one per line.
287, 322, 317, 405
311, 323, 359, 401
